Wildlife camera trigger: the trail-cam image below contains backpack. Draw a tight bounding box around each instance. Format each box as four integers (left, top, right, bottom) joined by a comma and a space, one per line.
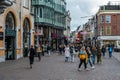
79, 54, 86, 60
78, 50, 86, 60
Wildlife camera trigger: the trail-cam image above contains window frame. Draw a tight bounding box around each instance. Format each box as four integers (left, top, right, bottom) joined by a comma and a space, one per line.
105, 15, 111, 23
106, 26, 111, 35
100, 15, 104, 23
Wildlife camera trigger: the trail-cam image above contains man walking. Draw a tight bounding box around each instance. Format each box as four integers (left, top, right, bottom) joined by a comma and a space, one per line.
29, 45, 35, 68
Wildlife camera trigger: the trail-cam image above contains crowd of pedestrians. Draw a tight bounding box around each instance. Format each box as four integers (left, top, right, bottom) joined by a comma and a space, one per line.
60, 42, 114, 71
28, 42, 114, 70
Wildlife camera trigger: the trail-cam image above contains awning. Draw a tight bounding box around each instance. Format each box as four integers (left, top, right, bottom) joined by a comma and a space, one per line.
97, 36, 120, 40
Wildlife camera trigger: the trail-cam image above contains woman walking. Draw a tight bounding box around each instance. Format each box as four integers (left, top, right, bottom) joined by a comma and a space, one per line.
70, 44, 74, 62
36, 45, 42, 61
29, 45, 35, 68
64, 45, 70, 62
91, 45, 97, 64
78, 46, 88, 71
86, 46, 95, 69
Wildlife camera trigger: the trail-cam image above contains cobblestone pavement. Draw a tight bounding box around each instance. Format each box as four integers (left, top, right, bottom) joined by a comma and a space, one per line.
0, 52, 120, 80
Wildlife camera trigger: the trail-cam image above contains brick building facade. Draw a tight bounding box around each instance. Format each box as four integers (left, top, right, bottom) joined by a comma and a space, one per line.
97, 2, 120, 46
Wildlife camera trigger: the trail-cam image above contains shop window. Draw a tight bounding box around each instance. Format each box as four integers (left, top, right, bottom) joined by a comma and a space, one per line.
100, 15, 104, 23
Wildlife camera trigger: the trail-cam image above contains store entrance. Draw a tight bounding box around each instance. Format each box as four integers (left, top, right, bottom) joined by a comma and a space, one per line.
5, 36, 15, 60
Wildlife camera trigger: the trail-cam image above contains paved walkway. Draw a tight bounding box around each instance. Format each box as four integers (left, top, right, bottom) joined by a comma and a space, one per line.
0, 52, 120, 80
113, 51, 120, 62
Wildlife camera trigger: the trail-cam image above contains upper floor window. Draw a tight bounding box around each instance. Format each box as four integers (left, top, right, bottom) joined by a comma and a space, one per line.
106, 15, 111, 23
100, 15, 104, 23
106, 26, 111, 35
23, 0, 29, 8
101, 26, 104, 35
39, 8, 42, 18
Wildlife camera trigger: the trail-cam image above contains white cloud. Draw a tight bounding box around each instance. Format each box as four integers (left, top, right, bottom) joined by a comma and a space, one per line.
66, 0, 119, 31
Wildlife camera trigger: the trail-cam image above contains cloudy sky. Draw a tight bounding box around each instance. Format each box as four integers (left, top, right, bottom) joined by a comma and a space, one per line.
66, 0, 119, 31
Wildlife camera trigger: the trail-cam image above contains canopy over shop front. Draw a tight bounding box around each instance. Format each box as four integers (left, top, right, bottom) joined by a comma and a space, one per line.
97, 36, 120, 40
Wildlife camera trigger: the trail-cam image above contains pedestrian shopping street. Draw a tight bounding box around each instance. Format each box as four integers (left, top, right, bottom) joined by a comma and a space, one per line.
0, 52, 120, 80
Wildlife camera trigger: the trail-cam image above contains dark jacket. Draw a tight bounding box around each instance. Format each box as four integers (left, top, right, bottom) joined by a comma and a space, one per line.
101, 47, 106, 53
29, 48, 35, 57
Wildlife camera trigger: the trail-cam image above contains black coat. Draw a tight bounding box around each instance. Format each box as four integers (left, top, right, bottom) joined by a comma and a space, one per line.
29, 48, 35, 57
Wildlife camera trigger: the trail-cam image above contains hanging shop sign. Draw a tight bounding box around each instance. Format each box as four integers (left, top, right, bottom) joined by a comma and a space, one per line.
0, 32, 3, 40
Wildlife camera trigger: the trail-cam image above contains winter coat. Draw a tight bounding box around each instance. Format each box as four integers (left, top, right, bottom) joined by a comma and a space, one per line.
29, 48, 35, 57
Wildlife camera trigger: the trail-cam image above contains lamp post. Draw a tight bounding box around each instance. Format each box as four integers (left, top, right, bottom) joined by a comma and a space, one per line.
0, 0, 13, 14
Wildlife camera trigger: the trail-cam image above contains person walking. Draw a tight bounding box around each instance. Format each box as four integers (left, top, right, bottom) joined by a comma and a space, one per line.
64, 45, 70, 62
70, 44, 74, 62
108, 45, 113, 58
101, 45, 106, 57
47, 45, 51, 56
29, 45, 35, 68
78, 46, 88, 71
96, 45, 102, 64
42, 43, 46, 56
91, 45, 97, 64
86, 46, 95, 69
59, 44, 62, 55
36, 44, 42, 61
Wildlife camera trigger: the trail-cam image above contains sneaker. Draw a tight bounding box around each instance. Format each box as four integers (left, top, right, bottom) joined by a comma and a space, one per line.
78, 68, 82, 71
85, 68, 89, 71
91, 66, 95, 69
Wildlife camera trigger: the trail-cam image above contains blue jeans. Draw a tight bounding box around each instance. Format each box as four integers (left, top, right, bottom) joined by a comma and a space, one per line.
65, 57, 69, 62
102, 52, 105, 57
109, 52, 112, 58
48, 50, 51, 56
70, 54, 74, 62
92, 54, 96, 64
88, 57, 93, 67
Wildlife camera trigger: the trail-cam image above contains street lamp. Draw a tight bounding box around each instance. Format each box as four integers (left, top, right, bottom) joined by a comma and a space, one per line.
0, 0, 13, 14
